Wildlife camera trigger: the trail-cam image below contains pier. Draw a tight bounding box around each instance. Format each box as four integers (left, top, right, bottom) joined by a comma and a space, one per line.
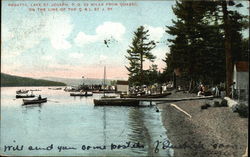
94, 96, 214, 106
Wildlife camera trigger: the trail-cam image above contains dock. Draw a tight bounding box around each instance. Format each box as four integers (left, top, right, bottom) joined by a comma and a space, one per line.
136, 95, 214, 102
94, 96, 214, 106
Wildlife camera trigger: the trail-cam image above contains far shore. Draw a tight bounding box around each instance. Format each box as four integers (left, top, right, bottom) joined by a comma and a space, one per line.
158, 92, 248, 157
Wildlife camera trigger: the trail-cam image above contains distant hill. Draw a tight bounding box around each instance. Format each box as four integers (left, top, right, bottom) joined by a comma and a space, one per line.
1, 73, 66, 87
42, 77, 113, 86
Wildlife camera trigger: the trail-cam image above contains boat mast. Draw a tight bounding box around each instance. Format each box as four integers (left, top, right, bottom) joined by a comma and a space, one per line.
103, 66, 106, 97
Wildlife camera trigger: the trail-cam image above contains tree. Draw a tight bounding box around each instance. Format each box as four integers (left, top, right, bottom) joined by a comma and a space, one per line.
220, 0, 248, 96
164, 0, 248, 93
145, 64, 159, 85
165, 1, 223, 89
126, 26, 156, 86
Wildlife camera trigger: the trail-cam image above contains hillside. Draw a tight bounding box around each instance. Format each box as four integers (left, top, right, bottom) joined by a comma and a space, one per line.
1, 73, 66, 87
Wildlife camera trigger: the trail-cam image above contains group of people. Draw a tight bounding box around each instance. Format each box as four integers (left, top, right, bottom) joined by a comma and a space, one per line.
197, 84, 220, 97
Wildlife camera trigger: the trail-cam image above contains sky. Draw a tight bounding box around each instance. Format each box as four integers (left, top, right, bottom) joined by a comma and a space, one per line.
1, 0, 249, 80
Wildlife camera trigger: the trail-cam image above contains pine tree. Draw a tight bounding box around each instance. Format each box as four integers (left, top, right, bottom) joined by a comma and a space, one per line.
164, 0, 248, 92
165, 1, 220, 89
125, 26, 156, 86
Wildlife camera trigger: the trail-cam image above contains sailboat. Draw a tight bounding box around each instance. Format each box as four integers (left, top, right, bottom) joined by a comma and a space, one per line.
101, 66, 116, 99
93, 66, 139, 106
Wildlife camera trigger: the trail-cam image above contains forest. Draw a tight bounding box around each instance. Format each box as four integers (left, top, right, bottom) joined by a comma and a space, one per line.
125, 0, 249, 95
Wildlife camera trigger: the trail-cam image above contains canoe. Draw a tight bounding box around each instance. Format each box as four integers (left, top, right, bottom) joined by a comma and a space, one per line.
16, 94, 35, 98
23, 98, 47, 105
70, 93, 93, 96
120, 93, 171, 98
93, 98, 139, 106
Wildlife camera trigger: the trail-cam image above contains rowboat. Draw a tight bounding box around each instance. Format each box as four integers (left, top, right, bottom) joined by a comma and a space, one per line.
93, 98, 139, 106
70, 92, 93, 96
120, 92, 171, 98
48, 87, 62, 90
16, 94, 35, 98
23, 98, 47, 105
16, 90, 29, 94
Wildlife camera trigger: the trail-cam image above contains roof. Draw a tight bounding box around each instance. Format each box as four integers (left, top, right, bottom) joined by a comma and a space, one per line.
235, 61, 249, 72
116, 80, 129, 85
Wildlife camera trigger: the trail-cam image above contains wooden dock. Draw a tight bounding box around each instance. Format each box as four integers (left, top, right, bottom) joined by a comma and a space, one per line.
136, 95, 214, 102
94, 96, 214, 106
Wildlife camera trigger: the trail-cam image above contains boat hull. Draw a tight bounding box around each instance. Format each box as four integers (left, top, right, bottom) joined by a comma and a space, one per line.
94, 99, 139, 106
23, 98, 47, 105
16, 90, 29, 94
70, 93, 93, 96
16, 95, 35, 98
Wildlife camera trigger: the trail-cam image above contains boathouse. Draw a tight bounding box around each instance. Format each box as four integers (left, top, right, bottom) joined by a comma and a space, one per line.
233, 61, 249, 103
116, 80, 129, 93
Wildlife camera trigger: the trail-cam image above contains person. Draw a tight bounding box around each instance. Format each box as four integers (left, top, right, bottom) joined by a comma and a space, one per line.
38, 95, 41, 100
215, 86, 220, 97
197, 84, 204, 96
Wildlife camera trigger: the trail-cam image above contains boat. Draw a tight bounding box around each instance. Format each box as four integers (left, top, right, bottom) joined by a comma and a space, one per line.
64, 86, 79, 92
101, 95, 117, 98
120, 92, 171, 98
92, 90, 116, 94
23, 97, 47, 105
94, 98, 140, 106
48, 87, 62, 90
70, 92, 93, 96
16, 90, 29, 94
16, 94, 35, 98
94, 66, 138, 106
30, 89, 41, 91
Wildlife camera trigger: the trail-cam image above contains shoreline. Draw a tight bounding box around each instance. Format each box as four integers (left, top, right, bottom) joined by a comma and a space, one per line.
158, 92, 248, 157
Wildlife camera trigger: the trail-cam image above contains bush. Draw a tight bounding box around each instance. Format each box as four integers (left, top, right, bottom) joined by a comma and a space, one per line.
220, 99, 228, 107
237, 104, 248, 118
213, 99, 228, 107
213, 101, 220, 107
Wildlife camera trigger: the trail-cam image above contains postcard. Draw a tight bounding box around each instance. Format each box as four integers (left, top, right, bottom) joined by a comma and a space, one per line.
1, 0, 249, 156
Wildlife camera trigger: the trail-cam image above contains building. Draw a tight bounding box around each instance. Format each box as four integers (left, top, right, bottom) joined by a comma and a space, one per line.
116, 80, 129, 93
233, 61, 249, 103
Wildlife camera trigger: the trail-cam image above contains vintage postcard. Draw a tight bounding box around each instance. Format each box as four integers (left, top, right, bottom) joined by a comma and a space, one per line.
1, 0, 249, 156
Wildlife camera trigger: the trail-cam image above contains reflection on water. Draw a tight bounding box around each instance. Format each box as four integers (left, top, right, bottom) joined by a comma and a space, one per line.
1, 87, 173, 156
128, 107, 151, 155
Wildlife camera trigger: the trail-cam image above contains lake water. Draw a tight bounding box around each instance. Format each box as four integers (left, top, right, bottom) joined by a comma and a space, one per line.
0, 87, 173, 156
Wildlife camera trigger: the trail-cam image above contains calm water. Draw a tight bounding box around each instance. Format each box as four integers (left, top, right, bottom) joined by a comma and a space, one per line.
0, 87, 173, 156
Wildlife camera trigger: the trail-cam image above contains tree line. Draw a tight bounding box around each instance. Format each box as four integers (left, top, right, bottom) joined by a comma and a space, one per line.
125, 0, 249, 95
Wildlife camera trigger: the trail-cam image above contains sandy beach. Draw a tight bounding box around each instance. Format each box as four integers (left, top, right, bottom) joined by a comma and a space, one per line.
158, 92, 248, 157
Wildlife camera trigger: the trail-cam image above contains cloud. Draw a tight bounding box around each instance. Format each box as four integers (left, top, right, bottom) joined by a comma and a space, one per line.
74, 22, 126, 47
144, 25, 165, 41
2, 13, 73, 57
45, 14, 73, 49
74, 32, 98, 45
96, 22, 126, 41
69, 52, 84, 58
